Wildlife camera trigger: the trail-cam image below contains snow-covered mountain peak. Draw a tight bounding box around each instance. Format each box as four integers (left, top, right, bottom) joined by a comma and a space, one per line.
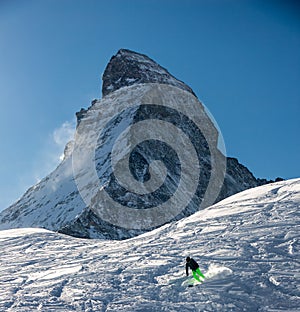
0, 49, 277, 239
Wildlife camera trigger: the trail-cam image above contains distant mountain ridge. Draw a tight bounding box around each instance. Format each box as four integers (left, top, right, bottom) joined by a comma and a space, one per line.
0, 49, 279, 239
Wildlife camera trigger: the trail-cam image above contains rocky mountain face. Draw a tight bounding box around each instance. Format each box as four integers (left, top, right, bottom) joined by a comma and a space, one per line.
0, 49, 277, 239
102, 49, 195, 97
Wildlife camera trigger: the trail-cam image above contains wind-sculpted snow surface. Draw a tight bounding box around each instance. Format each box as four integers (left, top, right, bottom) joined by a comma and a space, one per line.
0, 179, 299, 311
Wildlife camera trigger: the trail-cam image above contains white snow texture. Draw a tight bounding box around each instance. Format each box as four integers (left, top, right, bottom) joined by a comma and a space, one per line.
0, 178, 299, 311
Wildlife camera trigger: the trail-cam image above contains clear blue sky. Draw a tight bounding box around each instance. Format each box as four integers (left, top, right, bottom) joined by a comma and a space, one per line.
0, 0, 299, 211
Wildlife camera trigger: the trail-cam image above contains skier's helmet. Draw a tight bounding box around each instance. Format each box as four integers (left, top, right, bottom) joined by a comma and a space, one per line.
186, 256, 190, 262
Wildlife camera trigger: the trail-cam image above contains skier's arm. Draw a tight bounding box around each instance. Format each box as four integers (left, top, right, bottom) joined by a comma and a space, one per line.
186, 263, 189, 276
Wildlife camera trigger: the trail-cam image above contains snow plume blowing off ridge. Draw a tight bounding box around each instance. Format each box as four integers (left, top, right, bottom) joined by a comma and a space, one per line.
30, 119, 75, 183
53, 120, 76, 161
0, 119, 76, 213
0, 178, 299, 311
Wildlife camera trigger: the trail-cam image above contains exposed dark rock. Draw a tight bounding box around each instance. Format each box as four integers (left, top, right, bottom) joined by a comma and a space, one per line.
75, 108, 88, 125
102, 49, 196, 97
218, 157, 265, 201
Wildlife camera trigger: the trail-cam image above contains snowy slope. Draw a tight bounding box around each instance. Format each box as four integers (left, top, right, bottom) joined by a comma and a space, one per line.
0, 178, 299, 311
0, 155, 85, 231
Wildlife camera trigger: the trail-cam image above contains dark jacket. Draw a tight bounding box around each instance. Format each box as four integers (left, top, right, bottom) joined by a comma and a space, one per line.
186, 258, 199, 276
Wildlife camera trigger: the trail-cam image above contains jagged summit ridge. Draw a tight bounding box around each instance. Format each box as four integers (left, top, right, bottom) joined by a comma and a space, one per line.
102, 49, 195, 97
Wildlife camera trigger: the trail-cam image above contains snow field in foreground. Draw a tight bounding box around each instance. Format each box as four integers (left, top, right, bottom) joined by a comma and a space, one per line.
0, 178, 299, 311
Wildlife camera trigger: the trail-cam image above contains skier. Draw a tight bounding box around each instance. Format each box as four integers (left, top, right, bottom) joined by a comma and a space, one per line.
186, 256, 205, 282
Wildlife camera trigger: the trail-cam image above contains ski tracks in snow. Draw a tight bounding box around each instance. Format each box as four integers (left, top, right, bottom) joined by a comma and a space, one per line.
0, 179, 300, 311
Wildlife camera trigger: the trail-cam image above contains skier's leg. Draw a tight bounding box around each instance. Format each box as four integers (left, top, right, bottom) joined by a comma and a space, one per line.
192, 270, 201, 282
196, 268, 205, 279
